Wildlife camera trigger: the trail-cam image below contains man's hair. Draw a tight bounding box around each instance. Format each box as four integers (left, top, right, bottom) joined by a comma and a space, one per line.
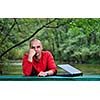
29, 38, 42, 47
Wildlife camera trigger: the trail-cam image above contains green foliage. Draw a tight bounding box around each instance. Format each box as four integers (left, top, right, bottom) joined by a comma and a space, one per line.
0, 18, 100, 64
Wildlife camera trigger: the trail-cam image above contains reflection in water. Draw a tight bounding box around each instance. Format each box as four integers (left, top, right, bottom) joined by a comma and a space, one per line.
0, 64, 100, 75
71, 64, 100, 75
58, 64, 100, 75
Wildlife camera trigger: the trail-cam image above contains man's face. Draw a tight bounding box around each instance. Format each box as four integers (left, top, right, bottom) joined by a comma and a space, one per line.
30, 40, 43, 57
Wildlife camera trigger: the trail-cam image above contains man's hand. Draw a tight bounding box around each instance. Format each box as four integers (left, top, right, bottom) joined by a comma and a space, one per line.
28, 49, 36, 62
38, 70, 54, 77
37, 71, 48, 77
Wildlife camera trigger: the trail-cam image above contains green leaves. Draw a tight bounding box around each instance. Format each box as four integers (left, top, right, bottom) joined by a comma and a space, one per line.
0, 18, 100, 64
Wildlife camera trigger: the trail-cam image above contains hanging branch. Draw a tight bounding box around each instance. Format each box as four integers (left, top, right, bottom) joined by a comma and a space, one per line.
45, 18, 73, 28
0, 18, 56, 58
45, 22, 66, 28
14, 18, 22, 32
0, 18, 17, 44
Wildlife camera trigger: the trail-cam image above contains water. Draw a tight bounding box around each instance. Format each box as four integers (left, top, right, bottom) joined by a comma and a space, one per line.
0, 63, 100, 75
57, 64, 100, 75
73, 64, 100, 75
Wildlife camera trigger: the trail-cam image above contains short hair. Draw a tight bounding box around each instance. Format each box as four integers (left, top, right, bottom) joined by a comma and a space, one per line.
29, 38, 42, 47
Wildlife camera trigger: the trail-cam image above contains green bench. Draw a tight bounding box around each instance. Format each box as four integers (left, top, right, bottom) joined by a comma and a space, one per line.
0, 75, 100, 81
0, 64, 100, 81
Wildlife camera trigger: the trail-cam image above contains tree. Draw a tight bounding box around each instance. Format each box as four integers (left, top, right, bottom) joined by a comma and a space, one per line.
0, 18, 100, 64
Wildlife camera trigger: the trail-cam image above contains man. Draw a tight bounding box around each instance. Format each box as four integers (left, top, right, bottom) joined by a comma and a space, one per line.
22, 38, 57, 76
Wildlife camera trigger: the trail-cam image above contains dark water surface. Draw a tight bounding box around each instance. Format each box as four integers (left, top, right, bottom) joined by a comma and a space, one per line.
0, 63, 100, 75
58, 64, 100, 75
73, 64, 100, 75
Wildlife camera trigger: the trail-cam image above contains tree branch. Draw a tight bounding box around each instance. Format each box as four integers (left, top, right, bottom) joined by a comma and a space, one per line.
0, 18, 56, 58
45, 19, 73, 28
45, 22, 66, 28
14, 18, 22, 32
0, 18, 16, 44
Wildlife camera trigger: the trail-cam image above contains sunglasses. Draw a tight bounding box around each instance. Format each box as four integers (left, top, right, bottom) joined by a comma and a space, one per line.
31, 46, 40, 49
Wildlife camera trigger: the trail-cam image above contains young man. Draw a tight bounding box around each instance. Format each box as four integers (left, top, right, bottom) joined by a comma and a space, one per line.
22, 39, 57, 76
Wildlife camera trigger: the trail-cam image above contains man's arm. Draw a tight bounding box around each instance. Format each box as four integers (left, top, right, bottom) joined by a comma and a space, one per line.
28, 49, 36, 62
22, 54, 33, 76
37, 51, 57, 77
37, 70, 54, 77
47, 51, 57, 75
22, 49, 36, 76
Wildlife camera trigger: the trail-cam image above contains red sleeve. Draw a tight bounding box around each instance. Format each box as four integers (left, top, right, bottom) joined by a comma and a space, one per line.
47, 51, 57, 74
22, 54, 33, 76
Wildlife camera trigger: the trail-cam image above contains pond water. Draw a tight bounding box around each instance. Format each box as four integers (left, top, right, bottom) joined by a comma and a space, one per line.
73, 64, 100, 75
57, 64, 100, 75
0, 64, 100, 75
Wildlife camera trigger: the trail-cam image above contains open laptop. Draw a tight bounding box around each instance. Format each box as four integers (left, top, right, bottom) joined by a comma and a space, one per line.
57, 64, 83, 77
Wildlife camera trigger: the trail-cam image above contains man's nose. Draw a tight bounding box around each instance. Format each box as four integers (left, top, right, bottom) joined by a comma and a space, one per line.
34, 47, 38, 51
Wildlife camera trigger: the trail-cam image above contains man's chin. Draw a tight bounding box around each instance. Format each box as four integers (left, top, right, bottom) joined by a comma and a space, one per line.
36, 53, 40, 57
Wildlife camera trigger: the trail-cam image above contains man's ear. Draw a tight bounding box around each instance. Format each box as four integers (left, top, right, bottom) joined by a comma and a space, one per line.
42, 47, 43, 50
41, 45, 43, 50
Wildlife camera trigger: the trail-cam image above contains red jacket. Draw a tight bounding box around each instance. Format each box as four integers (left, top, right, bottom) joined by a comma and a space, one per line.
22, 51, 57, 76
